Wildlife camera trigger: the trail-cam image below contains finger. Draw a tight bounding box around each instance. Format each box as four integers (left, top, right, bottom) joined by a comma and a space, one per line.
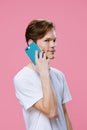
43, 52, 46, 59
42, 51, 45, 58
35, 51, 38, 62
47, 58, 50, 63
40, 52, 42, 59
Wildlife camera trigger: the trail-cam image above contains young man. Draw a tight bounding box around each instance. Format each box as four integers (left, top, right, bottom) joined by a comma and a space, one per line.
14, 19, 73, 130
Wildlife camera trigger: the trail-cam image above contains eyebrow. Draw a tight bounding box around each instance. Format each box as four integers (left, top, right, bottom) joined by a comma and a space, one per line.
44, 37, 56, 40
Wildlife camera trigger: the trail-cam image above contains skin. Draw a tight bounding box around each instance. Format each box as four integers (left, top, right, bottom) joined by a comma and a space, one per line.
36, 28, 56, 60
27, 29, 73, 129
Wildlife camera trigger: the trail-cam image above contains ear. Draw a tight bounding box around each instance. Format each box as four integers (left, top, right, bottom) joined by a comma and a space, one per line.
28, 39, 33, 45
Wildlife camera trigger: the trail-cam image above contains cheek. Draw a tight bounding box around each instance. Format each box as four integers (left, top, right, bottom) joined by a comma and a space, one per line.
41, 44, 49, 52
37, 41, 49, 52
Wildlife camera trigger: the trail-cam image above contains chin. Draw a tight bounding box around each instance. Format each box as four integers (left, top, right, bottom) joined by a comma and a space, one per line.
48, 55, 55, 59
50, 57, 55, 59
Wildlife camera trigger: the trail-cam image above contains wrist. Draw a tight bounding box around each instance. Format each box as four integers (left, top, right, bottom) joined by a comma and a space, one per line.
39, 71, 49, 77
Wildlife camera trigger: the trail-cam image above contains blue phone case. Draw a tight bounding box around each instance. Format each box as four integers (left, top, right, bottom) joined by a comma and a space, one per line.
25, 42, 41, 65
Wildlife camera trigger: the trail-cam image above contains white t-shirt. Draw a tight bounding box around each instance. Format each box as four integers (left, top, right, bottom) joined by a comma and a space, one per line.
14, 66, 72, 130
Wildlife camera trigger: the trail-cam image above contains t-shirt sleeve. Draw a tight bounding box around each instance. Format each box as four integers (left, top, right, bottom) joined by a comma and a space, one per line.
62, 73, 72, 104
14, 76, 43, 110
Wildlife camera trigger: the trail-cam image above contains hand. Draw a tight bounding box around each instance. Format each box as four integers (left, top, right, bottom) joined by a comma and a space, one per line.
34, 51, 50, 75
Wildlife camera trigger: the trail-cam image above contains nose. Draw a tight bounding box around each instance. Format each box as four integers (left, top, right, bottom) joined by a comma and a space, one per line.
50, 41, 56, 48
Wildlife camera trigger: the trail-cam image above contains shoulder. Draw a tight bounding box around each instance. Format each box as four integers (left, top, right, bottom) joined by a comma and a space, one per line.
13, 67, 34, 85
14, 67, 28, 79
50, 67, 65, 80
51, 67, 64, 76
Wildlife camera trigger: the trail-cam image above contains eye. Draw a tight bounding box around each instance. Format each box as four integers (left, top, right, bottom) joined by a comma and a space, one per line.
53, 39, 56, 42
44, 39, 50, 42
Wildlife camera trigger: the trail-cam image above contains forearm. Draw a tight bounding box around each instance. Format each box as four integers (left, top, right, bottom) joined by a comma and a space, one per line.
64, 112, 73, 130
40, 71, 58, 118
62, 104, 73, 130
34, 52, 58, 118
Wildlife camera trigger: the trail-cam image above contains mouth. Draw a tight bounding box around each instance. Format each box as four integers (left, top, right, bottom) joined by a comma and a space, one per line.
48, 49, 56, 53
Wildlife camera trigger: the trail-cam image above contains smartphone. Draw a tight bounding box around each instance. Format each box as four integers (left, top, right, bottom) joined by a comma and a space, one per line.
25, 42, 41, 65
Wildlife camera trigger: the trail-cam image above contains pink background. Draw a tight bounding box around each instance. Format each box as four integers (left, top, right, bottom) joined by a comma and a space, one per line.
0, 0, 87, 130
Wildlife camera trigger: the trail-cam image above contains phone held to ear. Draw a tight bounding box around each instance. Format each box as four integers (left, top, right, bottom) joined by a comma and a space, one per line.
25, 42, 41, 65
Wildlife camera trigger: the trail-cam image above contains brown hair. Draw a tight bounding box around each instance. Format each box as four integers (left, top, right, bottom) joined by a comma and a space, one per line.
25, 19, 55, 45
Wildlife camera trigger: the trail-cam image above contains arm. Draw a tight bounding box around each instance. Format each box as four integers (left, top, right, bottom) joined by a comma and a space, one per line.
62, 104, 73, 130
33, 52, 58, 119
34, 71, 58, 118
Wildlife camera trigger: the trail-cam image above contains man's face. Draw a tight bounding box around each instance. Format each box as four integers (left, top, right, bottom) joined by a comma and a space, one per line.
36, 29, 56, 59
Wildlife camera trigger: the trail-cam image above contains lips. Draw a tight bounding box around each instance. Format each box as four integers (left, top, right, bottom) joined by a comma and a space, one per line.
48, 49, 56, 53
